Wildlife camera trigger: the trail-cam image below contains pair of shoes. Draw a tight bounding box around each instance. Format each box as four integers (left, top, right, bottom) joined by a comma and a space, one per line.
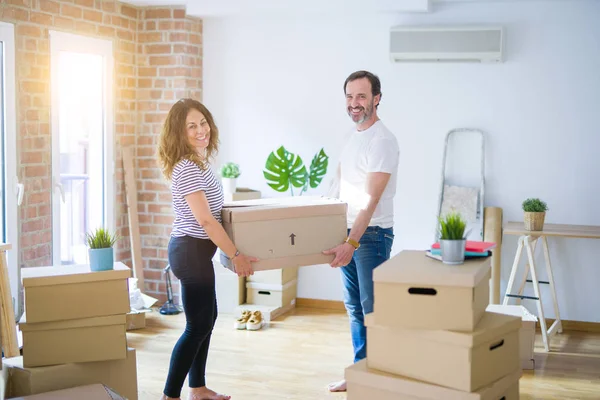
234, 310, 263, 330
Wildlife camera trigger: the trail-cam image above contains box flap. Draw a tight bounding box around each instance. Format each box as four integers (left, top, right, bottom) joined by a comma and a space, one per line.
365, 311, 521, 348
9, 383, 125, 399
22, 263, 131, 288
373, 250, 491, 287
19, 314, 126, 332
345, 359, 521, 400
222, 196, 347, 223
245, 279, 297, 291
486, 304, 538, 322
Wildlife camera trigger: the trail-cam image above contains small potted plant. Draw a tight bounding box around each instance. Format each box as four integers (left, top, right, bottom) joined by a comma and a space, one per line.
219, 162, 241, 194
437, 211, 467, 265
522, 198, 548, 231
85, 227, 119, 272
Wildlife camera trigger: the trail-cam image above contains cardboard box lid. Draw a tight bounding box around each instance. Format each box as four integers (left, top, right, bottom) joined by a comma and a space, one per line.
365, 311, 521, 348
10, 383, 125, 399
373, 250, 491, 287
222, 196, 347, 223
22, 263, 132, 288
345, 359, 521, 400
486, 304, 538, 322
19, 314, 126, 332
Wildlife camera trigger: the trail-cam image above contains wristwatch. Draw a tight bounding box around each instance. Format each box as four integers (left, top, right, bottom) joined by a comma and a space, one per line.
345, 237, 360, 249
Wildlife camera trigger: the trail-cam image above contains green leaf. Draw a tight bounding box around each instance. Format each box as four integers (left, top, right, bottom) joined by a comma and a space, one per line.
308, 148, 329, 189
437, 211, 467, 240
263, 146, 307, 193
85, 227, 119, 249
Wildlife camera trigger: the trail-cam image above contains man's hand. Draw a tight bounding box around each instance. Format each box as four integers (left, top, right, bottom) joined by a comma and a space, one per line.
323, 242, 355, 268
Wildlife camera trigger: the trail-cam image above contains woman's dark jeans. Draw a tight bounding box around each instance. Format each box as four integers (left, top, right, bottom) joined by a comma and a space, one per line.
163, 235, 218, 398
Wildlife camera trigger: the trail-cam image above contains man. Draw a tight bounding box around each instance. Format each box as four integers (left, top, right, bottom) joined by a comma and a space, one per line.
324, 70, 400, 392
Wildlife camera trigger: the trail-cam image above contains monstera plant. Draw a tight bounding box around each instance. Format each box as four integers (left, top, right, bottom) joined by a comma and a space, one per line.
263, 146, 329, 196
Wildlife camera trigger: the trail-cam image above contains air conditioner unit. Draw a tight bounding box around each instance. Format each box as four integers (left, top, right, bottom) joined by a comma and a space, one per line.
390, 25, 504, 63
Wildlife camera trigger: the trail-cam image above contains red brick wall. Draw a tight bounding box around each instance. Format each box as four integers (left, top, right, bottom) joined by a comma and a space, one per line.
0, 1, 202, 303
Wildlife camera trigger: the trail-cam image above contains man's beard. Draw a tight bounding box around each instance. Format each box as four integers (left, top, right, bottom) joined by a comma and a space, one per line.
348, 101, 373, 124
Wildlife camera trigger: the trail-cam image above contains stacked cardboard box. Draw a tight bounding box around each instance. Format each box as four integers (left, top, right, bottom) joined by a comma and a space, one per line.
345, 250, 522, 399
3, 262, 137, 399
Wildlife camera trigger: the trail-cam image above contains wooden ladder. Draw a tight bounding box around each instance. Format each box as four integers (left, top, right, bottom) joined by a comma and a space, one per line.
0, 243, 19, 358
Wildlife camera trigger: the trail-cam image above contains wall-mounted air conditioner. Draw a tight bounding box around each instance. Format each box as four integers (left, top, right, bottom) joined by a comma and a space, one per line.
390, 25, 504, 63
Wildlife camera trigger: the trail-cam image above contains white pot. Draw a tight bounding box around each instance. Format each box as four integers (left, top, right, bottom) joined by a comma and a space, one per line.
222, 177, 237, 194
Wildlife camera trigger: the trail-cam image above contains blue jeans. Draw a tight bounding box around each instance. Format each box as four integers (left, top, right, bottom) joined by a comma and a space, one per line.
340, 226, 394, 363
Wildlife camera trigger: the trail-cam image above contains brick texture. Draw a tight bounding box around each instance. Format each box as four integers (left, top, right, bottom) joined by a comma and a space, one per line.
0, 2, 203, 304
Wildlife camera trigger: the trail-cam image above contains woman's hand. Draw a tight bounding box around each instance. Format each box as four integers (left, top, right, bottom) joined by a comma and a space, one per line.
232, 252, 258, 277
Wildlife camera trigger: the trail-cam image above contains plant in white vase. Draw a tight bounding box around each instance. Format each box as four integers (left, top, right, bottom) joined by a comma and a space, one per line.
219, 162, 241, 194
437, 211, 467, 265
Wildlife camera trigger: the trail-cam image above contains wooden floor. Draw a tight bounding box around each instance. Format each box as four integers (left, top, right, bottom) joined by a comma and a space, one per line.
127, 307, 600, 400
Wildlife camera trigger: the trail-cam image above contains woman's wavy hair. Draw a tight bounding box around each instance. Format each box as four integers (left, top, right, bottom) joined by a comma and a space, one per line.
157, 98, 220, 180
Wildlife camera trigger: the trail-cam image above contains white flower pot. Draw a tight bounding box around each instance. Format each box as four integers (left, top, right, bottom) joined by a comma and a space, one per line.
222, 177, 237, 194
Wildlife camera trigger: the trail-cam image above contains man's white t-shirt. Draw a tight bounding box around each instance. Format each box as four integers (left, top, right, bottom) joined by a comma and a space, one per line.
339, 120, 399, 229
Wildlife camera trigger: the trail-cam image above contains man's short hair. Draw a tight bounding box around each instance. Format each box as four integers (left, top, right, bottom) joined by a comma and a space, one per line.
343, 70, 382, 100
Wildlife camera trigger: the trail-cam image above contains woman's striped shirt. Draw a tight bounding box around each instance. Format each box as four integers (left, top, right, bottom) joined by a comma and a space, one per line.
170, 159, 224, 239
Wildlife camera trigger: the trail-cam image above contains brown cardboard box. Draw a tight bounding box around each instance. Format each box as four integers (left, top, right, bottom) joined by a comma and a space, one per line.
220, 196, 347, 271
245, 280, 297, 308
365, 311, 521, 392
125, 311, 146, 331
9, 384, 125, 399
4, 348, 137, 399
247, 266, 298, 285
19, 314, 127, 368
224, 188, 261, 202
21, 263, 131, 324
373, 250, 491, 332
486, 304, 538, 370
345, 359, 521, 400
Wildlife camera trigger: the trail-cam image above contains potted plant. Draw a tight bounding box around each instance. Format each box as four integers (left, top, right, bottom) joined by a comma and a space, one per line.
219, 162, 241, 194
437, 211, 467, 265
85, 227, 119, 272
522, 198, 548, 231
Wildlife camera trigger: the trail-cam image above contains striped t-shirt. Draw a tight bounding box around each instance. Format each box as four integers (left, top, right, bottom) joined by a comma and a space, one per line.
170, 159, 224, 239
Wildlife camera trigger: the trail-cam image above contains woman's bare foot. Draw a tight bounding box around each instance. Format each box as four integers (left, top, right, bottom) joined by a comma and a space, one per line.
189, 386, 231, 400
327, 379, 347, 392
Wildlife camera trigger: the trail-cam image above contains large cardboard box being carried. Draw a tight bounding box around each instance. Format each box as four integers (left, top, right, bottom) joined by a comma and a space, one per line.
365, 311, 521, 392
18, 314, 127, 368
9, 384, 125, 400
486, 304, 538, 370
373, 250, 491, 332
220, 196, 347, 271
345, 359, 521, 400
4, 348, 137, 399
21, 263, 131, 324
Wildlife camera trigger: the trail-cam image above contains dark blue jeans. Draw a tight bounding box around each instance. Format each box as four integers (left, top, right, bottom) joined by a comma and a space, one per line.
163, 235, 218, 398
340, 226, 394, 363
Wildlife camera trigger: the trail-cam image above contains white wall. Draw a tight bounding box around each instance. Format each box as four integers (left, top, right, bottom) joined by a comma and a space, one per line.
203, 1, 600, 322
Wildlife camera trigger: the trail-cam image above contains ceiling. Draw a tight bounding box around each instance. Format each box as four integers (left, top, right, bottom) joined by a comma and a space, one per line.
119, 0, 582, 17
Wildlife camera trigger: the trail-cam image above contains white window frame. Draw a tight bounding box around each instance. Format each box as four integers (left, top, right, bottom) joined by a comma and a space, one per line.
49, 30, 115, 266
0, 22, 22, 317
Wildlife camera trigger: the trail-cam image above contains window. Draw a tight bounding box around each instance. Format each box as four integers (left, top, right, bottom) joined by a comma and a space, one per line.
50, 31, 114, 266
0, 22, 22, 317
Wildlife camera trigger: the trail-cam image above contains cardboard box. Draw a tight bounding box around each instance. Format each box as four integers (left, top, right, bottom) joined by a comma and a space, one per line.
4, 348, 137, 400
366, 311, 521, 392
246, 280, 297, 308
21, 263, 131, 324
219, 196, 347, 271
224, 188, 261, 202
9, 384, 125, 400
486, 304, 538, 370
19, 314, 127, 368
373, 250, 491, 332
345, 359, 521, 400
125, 311, 146, 331
247, 266, 298, 285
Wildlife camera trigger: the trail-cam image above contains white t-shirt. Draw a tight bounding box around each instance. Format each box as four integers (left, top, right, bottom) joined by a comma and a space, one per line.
338, 120, 399, 229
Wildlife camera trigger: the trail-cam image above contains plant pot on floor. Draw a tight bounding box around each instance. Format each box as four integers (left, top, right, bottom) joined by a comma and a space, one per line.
440, 239, 466, 265
89, 247, 114, 272
524, 211, 545, 231
222, 177, 237, 194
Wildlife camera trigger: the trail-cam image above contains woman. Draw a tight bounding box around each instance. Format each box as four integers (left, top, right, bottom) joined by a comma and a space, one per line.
157, 98, 257, 400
